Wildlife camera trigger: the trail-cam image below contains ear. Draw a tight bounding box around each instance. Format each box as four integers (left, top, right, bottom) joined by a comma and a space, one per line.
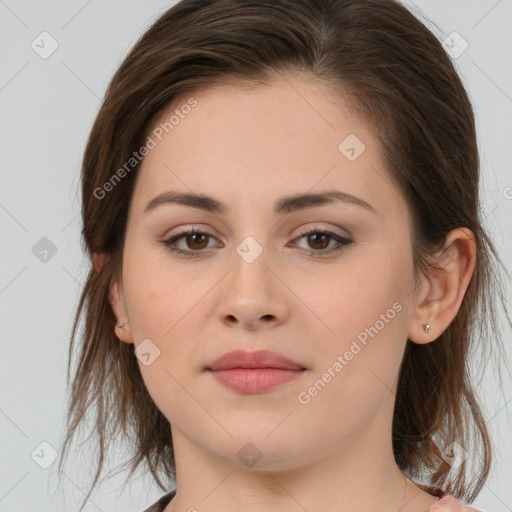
92, 252, 106, 273
108, 277, 135, 345
407, 227, 477, 344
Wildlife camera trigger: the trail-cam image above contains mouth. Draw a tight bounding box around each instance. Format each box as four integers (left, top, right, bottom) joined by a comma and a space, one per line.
205, 349, 306, 393
207, 368, 305, 393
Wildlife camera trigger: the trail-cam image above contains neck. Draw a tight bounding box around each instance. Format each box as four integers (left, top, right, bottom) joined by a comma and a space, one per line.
165, 423, 439, 512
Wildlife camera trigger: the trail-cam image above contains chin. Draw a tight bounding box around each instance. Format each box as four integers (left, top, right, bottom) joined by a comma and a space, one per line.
206, 430, 308, 470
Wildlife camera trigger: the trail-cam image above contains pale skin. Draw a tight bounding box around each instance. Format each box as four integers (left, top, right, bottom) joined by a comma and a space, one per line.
94, 73, 476, 512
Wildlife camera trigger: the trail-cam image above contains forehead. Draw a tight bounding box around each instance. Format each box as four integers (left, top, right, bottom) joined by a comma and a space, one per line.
130, 76, 403, 219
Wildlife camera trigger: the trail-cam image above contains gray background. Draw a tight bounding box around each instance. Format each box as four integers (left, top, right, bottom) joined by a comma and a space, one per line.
0, 1, 511, 511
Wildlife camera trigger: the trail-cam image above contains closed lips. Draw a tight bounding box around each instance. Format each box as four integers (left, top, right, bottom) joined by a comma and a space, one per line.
206, 349, 306, 371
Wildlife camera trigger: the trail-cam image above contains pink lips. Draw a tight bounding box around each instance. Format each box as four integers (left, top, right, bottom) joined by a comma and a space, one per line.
206, 349, 306, 394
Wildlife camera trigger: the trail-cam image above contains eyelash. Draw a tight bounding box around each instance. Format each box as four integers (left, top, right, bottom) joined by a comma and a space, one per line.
161, 227, 353, 258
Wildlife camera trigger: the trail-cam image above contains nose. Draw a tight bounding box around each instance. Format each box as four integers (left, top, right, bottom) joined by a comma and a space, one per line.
216, 245, 289, 330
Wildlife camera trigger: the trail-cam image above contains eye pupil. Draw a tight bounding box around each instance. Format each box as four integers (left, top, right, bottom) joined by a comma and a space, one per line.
187, 233, 208, 249
308, 233, 329, 250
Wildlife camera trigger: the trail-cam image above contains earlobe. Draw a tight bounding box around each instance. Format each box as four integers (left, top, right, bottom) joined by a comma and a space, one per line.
407, 228, 477, 345
109, 280, 135, 344
115, 321, 134, 344
407, 273, 440, 344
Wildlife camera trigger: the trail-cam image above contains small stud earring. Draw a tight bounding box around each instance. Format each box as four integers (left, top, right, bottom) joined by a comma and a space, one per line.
117, 322, 126, 329
423, 323, 431, 334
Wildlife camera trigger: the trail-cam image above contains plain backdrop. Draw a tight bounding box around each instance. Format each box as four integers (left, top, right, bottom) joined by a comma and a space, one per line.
1, 1, 511, 511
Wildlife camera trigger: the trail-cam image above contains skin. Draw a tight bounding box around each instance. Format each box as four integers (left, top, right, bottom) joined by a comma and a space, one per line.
97, 73, 476, 512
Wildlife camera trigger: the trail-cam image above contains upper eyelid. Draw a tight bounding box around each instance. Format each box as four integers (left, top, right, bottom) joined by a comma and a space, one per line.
165, 223, 350, 239
164, 226, 351, 247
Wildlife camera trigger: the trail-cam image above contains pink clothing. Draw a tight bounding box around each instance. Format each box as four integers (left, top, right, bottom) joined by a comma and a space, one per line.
428, 493, 482, 512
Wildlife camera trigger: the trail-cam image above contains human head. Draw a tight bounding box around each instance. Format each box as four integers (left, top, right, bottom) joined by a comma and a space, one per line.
58, 1, 509, 510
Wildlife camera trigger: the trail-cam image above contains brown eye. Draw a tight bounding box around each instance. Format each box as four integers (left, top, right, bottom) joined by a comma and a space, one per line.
162, 229, 217, 257
291, 228, 353, 256
306, 232, 331, 250
162, 227, 352, 259
185, 232, 209, 250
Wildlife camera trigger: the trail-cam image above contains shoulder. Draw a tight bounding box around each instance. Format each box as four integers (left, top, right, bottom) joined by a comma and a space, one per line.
427, 494, 483, 512
142, 489, 176, 512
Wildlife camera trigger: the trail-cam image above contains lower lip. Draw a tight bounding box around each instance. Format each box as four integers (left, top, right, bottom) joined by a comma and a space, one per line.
208, 368, 305, 393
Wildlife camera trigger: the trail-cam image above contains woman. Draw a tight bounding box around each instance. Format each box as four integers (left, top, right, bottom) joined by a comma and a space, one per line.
57, 1, 510, 511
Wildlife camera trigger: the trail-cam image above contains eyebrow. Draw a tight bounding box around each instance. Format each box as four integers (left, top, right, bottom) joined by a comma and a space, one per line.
143, 189, 377, 216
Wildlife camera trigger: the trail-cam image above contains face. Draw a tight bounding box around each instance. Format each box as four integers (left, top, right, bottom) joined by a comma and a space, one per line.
109, 74, 425, 470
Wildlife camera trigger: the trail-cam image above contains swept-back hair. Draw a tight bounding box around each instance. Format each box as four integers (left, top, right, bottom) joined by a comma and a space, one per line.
57, 1, 510, 510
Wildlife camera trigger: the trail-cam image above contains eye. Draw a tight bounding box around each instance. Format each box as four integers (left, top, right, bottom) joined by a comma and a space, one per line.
161, 227, 353, 258
162, 228, 217, 258
289, 228, 353, 256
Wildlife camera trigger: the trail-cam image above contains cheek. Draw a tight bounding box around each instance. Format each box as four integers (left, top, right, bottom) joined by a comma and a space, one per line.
122, 257, 208, 415
295, 255, 403, 335
292, 251, 410, 384
123, 246, 201, 339
290, 265, 408, 440
123, 251, 220, 387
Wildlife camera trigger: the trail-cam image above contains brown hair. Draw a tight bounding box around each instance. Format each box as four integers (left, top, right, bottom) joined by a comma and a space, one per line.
57, 0, 511, 509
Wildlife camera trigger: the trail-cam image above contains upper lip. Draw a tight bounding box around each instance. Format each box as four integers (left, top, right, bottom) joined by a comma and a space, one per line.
206, 349, 305, 371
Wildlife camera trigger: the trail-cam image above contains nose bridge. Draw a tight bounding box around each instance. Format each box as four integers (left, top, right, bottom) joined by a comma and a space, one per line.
229, 233, 274, 301
216, 233, 288, 328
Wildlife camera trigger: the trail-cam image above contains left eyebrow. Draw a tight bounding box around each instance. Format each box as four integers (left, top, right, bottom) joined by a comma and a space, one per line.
143, 189, 377, 216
